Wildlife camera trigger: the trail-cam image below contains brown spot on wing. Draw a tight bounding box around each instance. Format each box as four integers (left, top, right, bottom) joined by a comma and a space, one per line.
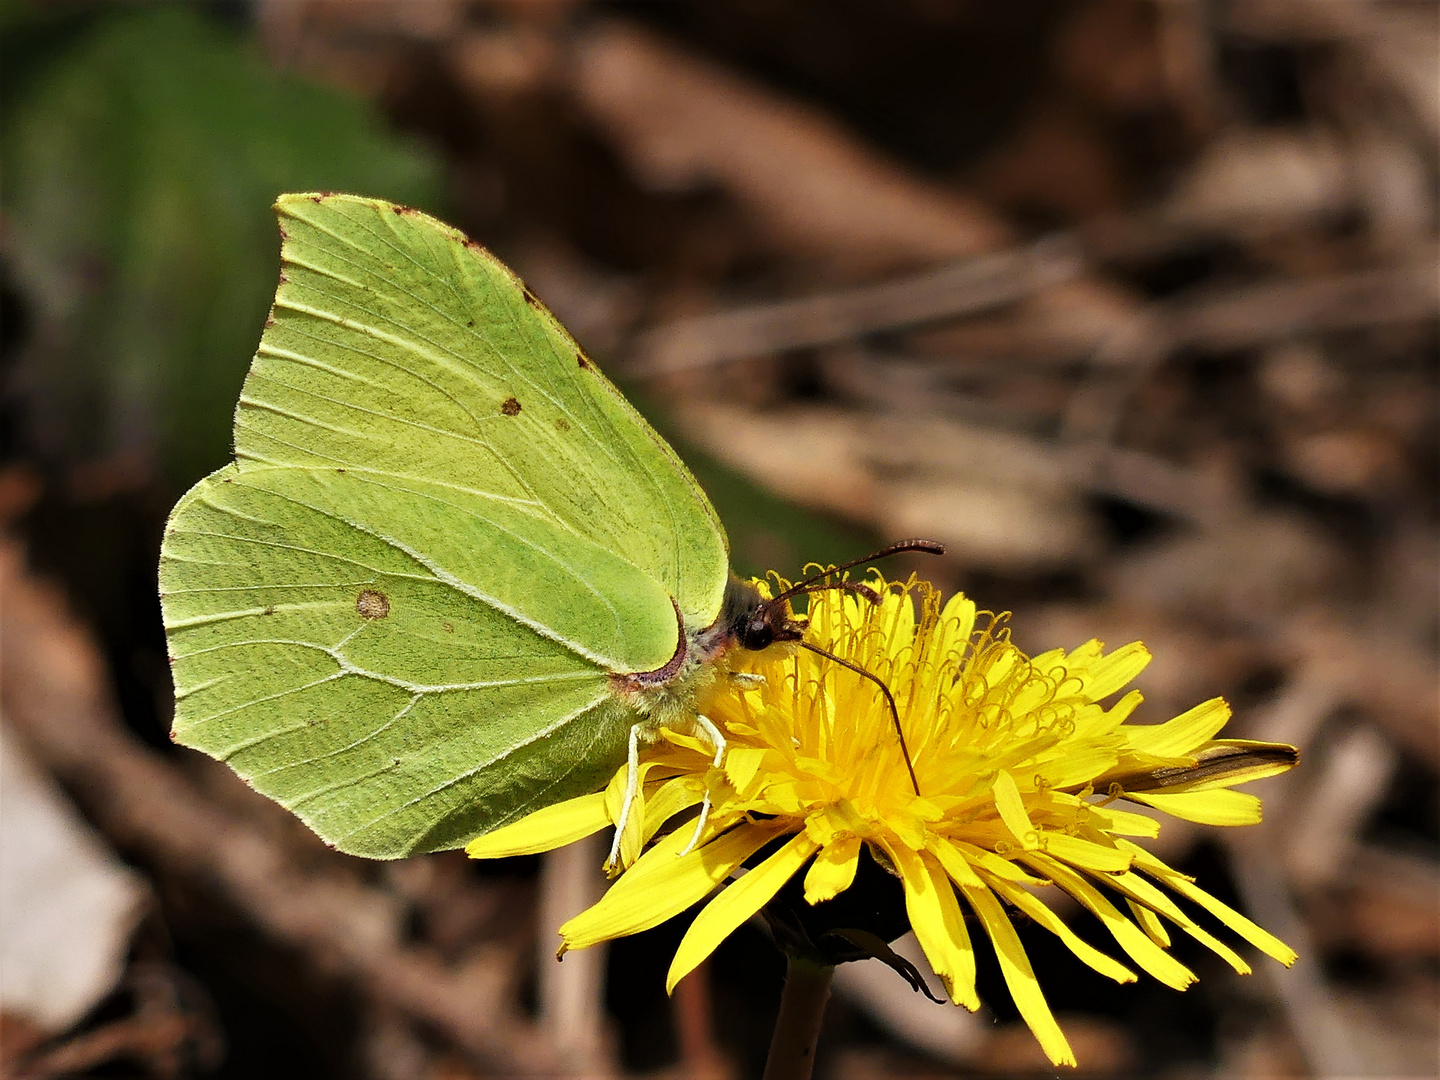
357, 590, 390, 620
555, 417, 570, 432
501, 397, 522, 416
577, 351, 592, 370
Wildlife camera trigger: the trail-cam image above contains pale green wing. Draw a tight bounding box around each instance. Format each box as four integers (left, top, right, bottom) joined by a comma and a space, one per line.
160, 193, 729, 858
244, 193, 728, 636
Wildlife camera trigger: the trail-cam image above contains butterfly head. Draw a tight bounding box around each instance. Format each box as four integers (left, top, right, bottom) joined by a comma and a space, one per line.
737, 597, 807, 652
715, 575, 805, 654
720, 539, 947, 656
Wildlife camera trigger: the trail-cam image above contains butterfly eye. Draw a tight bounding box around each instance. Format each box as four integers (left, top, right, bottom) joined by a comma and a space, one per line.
742, 618, 775, 650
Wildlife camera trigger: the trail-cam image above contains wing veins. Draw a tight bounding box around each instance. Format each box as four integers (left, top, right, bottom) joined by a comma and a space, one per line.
250, 479, 629, 668
333, 691, 611, 844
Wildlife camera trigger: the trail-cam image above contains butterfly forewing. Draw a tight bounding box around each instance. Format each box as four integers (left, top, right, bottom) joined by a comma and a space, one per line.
241, 194, 727, 631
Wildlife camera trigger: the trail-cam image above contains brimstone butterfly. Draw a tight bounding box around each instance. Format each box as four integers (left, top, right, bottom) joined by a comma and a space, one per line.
159, 193, 939, 860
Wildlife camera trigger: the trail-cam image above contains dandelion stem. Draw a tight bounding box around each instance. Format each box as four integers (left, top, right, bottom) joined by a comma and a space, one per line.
762, 957, 835, 1080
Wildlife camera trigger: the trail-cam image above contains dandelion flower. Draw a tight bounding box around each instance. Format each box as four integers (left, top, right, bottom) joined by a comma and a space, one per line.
468, 575, 1298, 1066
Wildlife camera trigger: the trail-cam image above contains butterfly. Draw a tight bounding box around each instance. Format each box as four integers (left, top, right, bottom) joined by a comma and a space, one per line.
159, 193, 940, 860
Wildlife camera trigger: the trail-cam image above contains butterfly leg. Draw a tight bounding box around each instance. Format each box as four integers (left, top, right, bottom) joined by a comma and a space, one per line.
607, 722, 645, 870
680, 713, 726, 857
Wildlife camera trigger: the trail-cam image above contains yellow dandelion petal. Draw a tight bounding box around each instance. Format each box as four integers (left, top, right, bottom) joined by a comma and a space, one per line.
642, 777, 708, 846
929, 837, 986, 890
668, 833, 820, 992
1086, 803, 1162, 838
1043, 832, 1133, 873
1033, 744, 1122, 790
934, 592, 977, 654
950, 838, 1049, 886
1127, 898, 1172, 947
962, 877, 1076, 1067
464, 791, 609, 859
1023, 852, 1197, 990
1100, 870, 1252, 975
1124, 697, 1231, 758
1071, 640, 1152, 700
992, 769, 1041, 850
723, 745, 770, 795
1102, 688, 1146, 725
1121, 841, 1298, 965
982, 871, 1136, 985
1126, 788, 1263, 826
562, 822, 782, 952
802, 835, 862, 905
885, 840, 979, 1010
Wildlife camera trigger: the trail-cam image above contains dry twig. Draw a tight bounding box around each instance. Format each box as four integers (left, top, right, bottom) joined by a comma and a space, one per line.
628, 236, 1082, 375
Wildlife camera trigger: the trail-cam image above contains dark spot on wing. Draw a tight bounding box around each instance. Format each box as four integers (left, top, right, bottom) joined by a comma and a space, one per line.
357, 589, 390, 620
262, 605, 276, 616
555, 417, 570, 432
277, 270, 288, 284
394, 204, 421, 216
577, 352, 592, 370
466, 319, 475, 327
442, 621, 454, 633
309, 194, 324, 203
522, 287, 542, 308
501, 397, 522, 416
264, 315, 274, 329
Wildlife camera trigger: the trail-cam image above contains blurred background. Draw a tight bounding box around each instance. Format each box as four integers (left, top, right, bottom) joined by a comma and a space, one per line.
1, 1, 1436, 1077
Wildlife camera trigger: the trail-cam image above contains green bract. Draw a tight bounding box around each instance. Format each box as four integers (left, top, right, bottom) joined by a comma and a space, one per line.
160, 194, 730, 858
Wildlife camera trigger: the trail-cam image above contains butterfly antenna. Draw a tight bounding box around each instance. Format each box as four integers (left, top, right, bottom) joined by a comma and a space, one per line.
800, 641, 920, 795
784, 579, 882, 606
774, 539, 945, 602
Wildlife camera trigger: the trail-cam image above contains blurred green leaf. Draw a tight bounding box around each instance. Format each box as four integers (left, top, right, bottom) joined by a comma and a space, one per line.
2, 5, 442, 486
